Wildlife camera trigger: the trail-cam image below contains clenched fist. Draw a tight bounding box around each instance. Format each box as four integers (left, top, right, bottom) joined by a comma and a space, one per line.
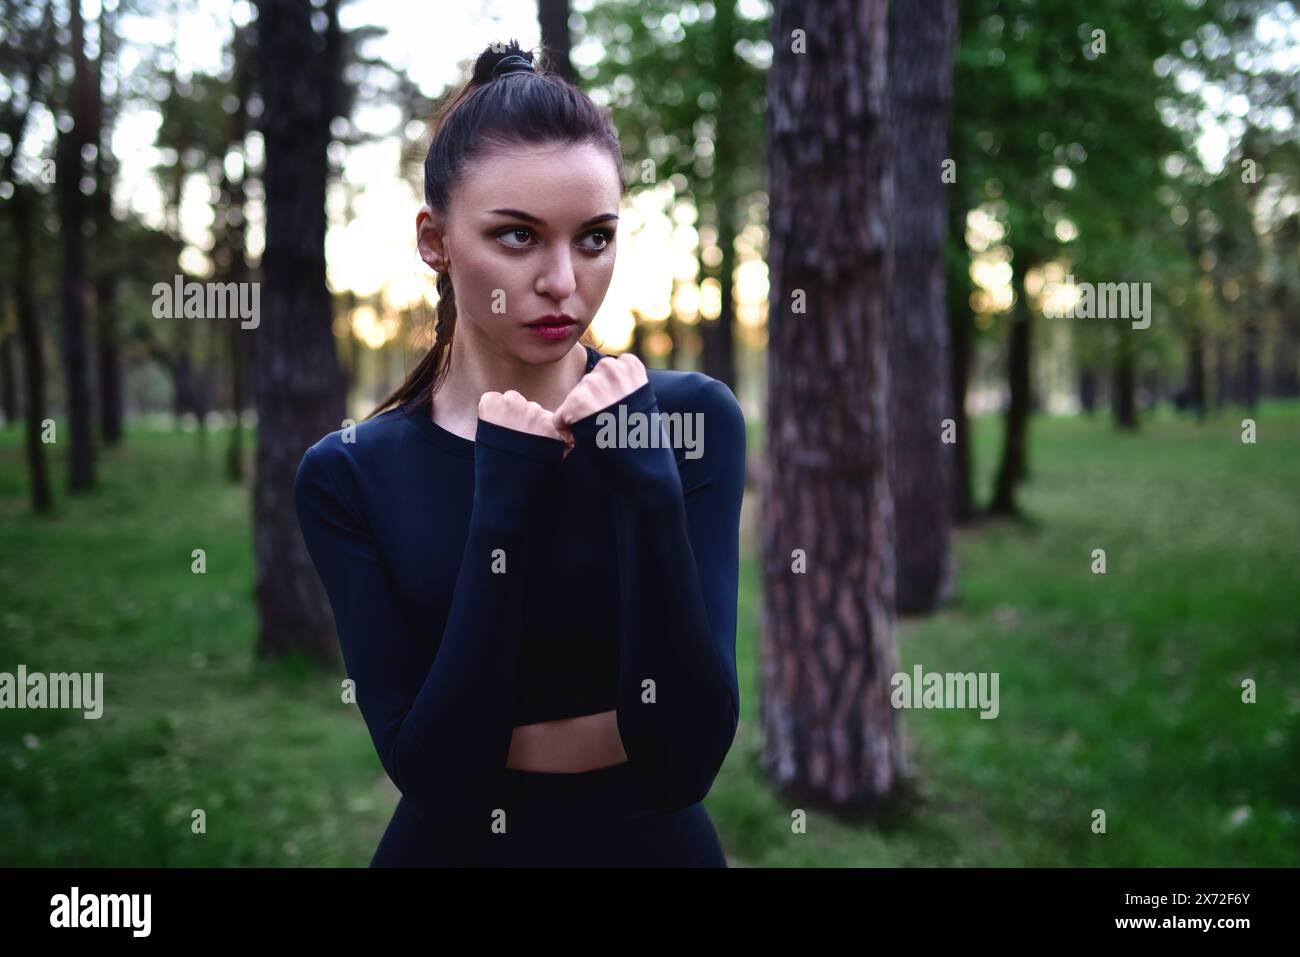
478, 390, 574, 458
552, 353, 649, 438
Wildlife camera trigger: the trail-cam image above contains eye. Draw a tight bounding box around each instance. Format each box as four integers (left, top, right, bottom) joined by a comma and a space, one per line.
581, 229, 615, 252
495, 226, 615, 253
496, 227, 535, 249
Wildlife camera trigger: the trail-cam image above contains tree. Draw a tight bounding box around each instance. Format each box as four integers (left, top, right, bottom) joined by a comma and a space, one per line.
221, 24, 253, 482
888, 0, 958, 614
253, 0, 346, 663
94, 0, 123, 446
55, 0, 97, 491
0, 0, 56, 512
537, 0, 577, 84
763, 0, 906, 812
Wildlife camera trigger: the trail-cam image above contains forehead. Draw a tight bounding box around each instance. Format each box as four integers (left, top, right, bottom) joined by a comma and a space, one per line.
455, 141, 621, 220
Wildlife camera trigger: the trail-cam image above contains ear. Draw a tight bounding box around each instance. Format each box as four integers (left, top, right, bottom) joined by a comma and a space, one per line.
416, 204, 449, 273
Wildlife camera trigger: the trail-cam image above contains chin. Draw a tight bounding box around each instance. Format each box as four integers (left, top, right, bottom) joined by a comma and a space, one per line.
514, 336, 577, 363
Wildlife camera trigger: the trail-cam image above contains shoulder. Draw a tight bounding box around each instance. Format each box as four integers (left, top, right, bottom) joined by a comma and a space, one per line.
642, 368, 746, 485
587, 349, 746, 440
294, 407, 410, 512
645, 367, 745, 433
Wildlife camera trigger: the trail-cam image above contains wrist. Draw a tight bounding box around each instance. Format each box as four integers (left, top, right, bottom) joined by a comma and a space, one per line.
569, 381, 687, 504
569, 380, 658, 454
475, 417, 568, 464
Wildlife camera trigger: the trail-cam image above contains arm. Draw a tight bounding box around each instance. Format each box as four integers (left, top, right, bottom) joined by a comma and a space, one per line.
569, 375, 746, 813
293, 417, 567, 830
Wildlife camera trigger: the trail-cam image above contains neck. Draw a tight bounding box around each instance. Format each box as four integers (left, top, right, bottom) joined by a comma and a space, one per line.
436, 324, 590, 425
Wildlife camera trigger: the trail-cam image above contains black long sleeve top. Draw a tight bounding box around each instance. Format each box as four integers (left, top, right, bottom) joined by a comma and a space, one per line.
293, 344, 746, 832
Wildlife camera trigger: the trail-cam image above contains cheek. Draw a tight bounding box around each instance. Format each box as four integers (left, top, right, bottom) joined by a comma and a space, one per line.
582, 256, 616, 289
460, 252, 525, 306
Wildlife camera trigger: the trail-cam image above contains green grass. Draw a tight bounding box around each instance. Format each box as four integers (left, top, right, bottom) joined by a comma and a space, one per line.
1, 403, 1296, 866
715, 401, 1300, 866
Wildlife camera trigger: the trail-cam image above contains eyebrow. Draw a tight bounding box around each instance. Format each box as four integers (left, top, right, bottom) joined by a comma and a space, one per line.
486, 208, 619, 229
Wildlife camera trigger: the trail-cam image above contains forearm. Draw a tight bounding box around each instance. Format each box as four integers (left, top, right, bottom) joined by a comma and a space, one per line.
571, 379, 742, 812
295, 418, 567, 832
394, 420, 565, 822
610, 490, 740, 812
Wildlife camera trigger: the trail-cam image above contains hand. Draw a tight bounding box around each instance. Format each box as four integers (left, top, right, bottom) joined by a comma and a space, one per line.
478, 390, 574, 458
552, 353, 649, 439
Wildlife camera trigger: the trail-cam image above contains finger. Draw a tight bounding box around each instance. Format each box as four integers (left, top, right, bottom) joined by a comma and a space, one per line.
553, 396, 579, 429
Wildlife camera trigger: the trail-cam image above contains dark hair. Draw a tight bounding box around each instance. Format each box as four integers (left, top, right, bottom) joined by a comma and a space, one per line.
367, 39, 627, 421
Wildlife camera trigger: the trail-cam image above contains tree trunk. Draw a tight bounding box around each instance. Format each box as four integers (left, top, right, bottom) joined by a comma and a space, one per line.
628, 311, 646, 361
947, 197, 976, 524
699, 210, 738, 388
226, 24, 252, 483
537, 0, 577, 84
887, 0, 957, 615
699, 0, 740, 392
988, 266, 1033, 516
95, 275, 121, 443
253, 0, 347, 664
1187, 327, 1207, 420
762, 0, 905, 814
173, 341, 194, 425
1112, 342, 1138, 430
94, 1, 123, 446
1215, 335, 1235, 409
13, 187, 52, 512
0, 277, 15, 427
57, 0, 96, 491
1269, 285, 1298, 398
1079, 369, 1097, 414
1239, 315, 1260, 410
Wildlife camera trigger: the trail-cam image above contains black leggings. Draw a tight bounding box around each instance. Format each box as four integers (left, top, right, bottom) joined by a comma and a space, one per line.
371, 760, 728, 867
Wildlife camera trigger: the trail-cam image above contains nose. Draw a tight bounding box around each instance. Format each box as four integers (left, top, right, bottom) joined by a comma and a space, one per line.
535, 243, 577, 303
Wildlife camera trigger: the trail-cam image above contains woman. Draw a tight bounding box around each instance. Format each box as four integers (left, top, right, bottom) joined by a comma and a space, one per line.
293, 40, 746, 867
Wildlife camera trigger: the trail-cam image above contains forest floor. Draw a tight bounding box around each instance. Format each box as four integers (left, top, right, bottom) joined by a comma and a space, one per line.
1, 401, 1296, 866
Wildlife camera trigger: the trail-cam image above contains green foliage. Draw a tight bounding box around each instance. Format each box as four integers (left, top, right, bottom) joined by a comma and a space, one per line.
950, 0, 1298, 395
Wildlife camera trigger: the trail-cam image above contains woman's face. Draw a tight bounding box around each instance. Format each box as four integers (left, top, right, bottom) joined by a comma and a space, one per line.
417, 140, 621, 364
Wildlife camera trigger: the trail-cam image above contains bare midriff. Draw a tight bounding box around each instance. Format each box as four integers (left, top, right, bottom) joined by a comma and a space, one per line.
506, 708, 629, 773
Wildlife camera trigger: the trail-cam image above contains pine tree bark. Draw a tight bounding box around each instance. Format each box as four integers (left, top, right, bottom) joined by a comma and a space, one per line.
1269, 284, 1298, 398
225, 25, 253, 483
0, 275, 15, 427
253, 0, 346, 663
1239, 315, 1260, 410
988, 264, 1033, 516
762, 0, 906, 813
1187, 327, 1207, 418
57, 0, 96, 491
887, 0, 956, 615
1112, 340, 1138, 430
1079, 369, 1097, 414
947, 197, 976, 523
699, 0, 740, 392
94, 1, 122, 446
537, 0, 577, 84
13, 187, 52, 512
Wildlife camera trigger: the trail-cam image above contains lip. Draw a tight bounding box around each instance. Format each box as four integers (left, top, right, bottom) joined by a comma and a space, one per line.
525, 315, 577, 327
525, 318, 577, 341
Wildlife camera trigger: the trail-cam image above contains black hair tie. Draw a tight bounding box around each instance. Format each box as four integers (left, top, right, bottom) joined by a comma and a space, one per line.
492, 54, 534, 79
